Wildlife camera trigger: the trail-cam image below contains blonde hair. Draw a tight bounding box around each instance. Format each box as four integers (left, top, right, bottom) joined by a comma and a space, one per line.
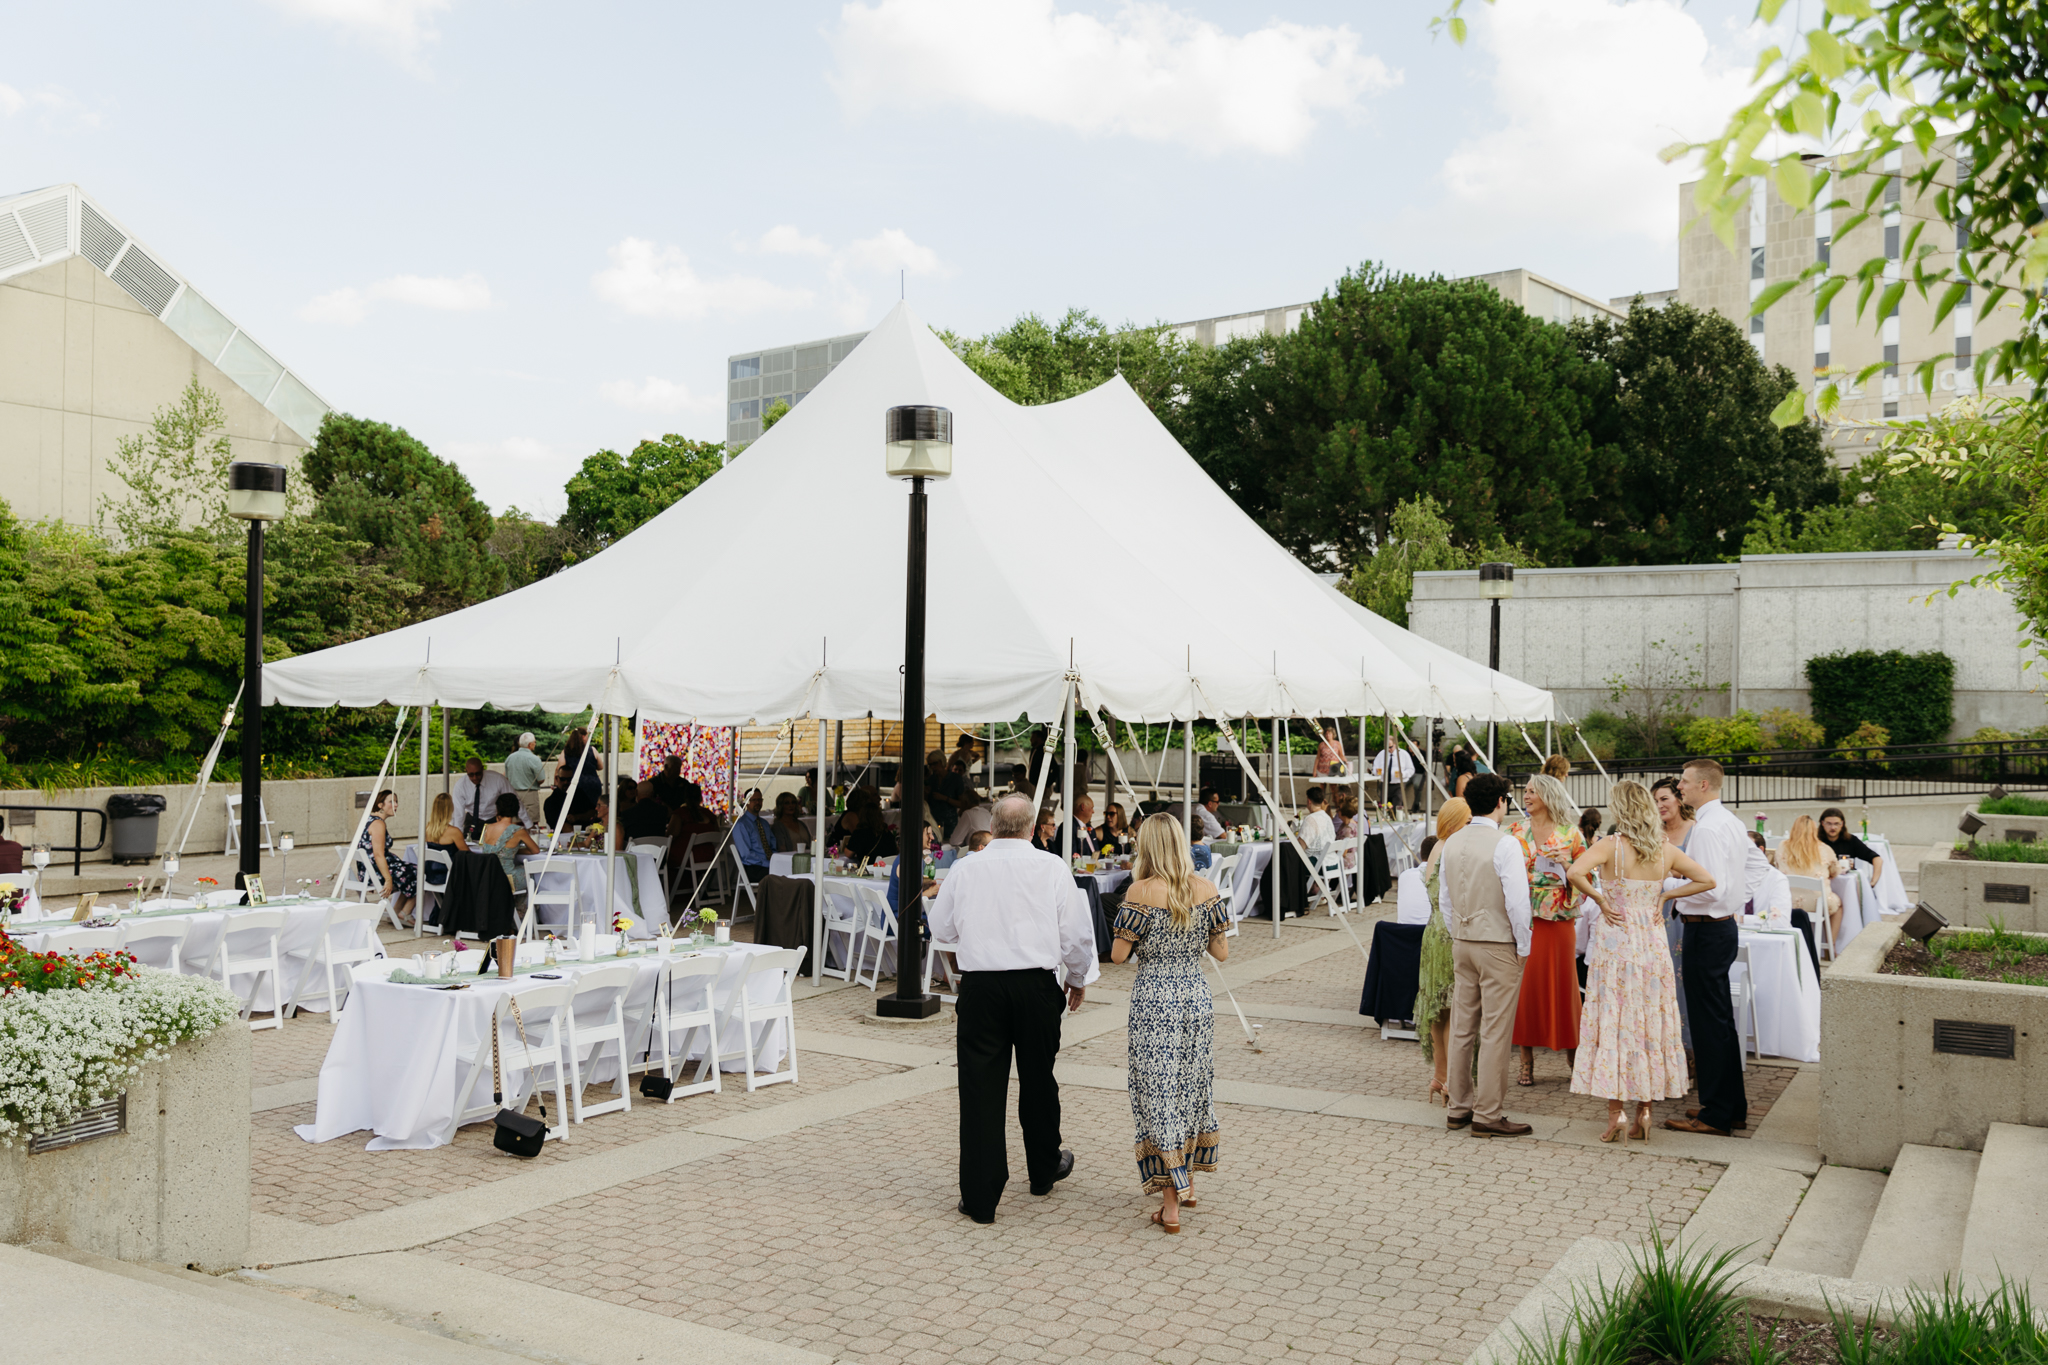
1133, 813, 1200, 930
1435, 798, 1472, 843
1781, 816, 1830, 878
425, 792, 457, 844
1525, 774, 1579, 830
1609, 780, 1664, 864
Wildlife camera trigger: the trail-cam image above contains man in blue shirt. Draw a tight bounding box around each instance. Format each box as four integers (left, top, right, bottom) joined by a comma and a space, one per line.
732, 788, 774, 887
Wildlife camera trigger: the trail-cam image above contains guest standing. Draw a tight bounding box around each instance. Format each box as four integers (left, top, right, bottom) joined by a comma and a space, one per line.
1371, 734, 1414, 812
1313, 724, 1346, 777
1413, 799, 1472, 1106
1566, 780, 1713, 1143
1542, 754, 1571, 782
1664, 760, 1749, 1136
928, 794, 1096, 1223
505, 733, 549, 827
1440, 774, 1534, 1138
1111, 814, 1229, 1233
1510, 774, 1586, 1086
1650, 776, 1697, 1057
452, 757, 515, 838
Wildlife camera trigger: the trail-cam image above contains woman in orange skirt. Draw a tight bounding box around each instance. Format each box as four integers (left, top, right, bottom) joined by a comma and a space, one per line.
1511, 773, 1586, 1085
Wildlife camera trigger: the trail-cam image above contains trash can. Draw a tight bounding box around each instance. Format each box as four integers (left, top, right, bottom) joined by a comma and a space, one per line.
107, 793, 168, 865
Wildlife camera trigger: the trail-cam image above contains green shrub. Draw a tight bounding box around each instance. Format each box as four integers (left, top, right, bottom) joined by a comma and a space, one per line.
1833, 721, 1890, 762
1831, 1277, 2048, 1365
1805, 649, 1955, 747
1959, 839, 2048, 864
1680, 711, 1766, 756
1758, 706, 1825, 750
1982, 794, 2048, 816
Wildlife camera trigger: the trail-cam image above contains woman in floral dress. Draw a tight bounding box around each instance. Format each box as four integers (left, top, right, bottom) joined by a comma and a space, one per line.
1565, 780, 1715, 1143
1111, 813, 1229, 1234
1510, 774, 1587, 1085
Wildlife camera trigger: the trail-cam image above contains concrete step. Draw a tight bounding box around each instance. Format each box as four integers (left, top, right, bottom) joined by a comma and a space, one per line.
1850, 1143, 1981, 1288
1770, 1165, 1888, 1279
1676, 1163, 1810, 1265
1958, 1121, 2048, 1291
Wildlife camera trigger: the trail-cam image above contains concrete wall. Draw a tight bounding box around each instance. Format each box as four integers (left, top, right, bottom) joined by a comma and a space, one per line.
0, 256, 309, 528
1919, 859, 2048, 933
1820, 923, 2048, 1169
0, 1021, 249, 1270
1410, 551, 2047, 740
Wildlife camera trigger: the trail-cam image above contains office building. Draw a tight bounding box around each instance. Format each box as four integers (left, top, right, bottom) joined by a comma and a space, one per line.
723, 330, 868, 449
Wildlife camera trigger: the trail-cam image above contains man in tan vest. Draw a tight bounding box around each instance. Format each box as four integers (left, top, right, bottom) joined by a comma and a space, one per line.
1440, 774, 1535, 1137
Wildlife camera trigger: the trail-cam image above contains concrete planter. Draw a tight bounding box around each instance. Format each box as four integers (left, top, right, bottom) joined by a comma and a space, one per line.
0, 1022, 249, 1270
1971, 809, 2048, 845
1918, 857, 2048, 932
1820, 922, 2048, 1170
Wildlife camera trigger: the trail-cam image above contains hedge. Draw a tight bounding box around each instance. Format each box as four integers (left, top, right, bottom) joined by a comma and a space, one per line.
1804, 649, 1955, 747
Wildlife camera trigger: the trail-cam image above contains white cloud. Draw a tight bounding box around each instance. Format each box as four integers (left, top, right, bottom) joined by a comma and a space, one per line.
0, 81, 99, 126
755, 225, 833, 258
1439, 0, 1758, 242
830, 0, 1397, 157
368, 272, 492, 310
840, 229, 944, 278
262, 0, 451, 65
298, 287, 370, 324
598, 376, 720, 416
591, 238, 815, 319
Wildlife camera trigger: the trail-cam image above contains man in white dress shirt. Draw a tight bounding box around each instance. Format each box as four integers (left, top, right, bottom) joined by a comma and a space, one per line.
1665, 759, 1750, 1136
451, 758, 516, 838
928, 793, 1099, 1223
1438, 774, 1534, 1136
1191, 789, 1225, 842
1371, 735, 1416, 812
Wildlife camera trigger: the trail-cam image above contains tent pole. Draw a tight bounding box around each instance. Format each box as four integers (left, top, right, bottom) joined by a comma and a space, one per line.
1181, 719, 1192, 837
416, 704, 429, 938
1425, 711, 1435, 827
1061, 685, 1075, 866
1271, 716, 1282, 941
814, 717, 827, 983
604, 713, 618, 940
441, 707, 450, 796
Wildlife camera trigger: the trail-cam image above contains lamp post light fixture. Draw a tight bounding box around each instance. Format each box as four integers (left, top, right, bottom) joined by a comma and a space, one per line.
1477, 563, 1515, 771
879, 404, 951, 1020
229, 462, 289, 886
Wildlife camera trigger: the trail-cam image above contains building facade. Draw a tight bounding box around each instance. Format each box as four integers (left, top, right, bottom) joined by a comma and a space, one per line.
0, 184, 329, 528
723, 330, 868, 449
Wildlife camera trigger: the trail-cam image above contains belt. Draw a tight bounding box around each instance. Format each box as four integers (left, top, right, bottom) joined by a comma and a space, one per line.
1678, 913, 1732, 925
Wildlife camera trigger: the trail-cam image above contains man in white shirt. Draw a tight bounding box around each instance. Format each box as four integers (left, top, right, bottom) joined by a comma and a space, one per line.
947, 790, 994, 849
1371, 735, 1416, 812
1438, 773, 1534, 1137
1191, 789, 1225, 842
928, 793, 1098, 1223
451, 758, 515, 838
1665, 759, 1749, 1136
504, 733, 548, 826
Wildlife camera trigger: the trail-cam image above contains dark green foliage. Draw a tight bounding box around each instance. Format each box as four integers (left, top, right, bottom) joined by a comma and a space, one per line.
1569, 301, 1831, 565
1981, 795, 2048, 817
562, 434, 727, 549
1742, 450, 2021, 556
946, 308, 1197, 418
303, 412, 505, 608
487, 508, 591, 589
1805, 649, 1956, 747
1829, 1276, 2048, 1364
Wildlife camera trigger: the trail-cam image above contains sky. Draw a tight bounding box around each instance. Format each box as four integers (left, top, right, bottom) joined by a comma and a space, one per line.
4, 0, 1777, 515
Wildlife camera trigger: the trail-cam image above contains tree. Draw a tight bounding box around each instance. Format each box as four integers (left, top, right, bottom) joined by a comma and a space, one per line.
1344, 494, 1538, 627
1741, 427, 2019, 556
97, 377, 263, 545
488, 507, 590, 588
760, 400, 790, 432
1570, 301, 1831, 564
562, 434, 727, 548
944, 308, 1199, 421
303, 414, 505, 610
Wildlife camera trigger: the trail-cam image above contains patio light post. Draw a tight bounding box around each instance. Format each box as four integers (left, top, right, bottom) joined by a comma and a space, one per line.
879, 404, 951, 1019
229, 462, 289, 883
1478, 562, 1515, 772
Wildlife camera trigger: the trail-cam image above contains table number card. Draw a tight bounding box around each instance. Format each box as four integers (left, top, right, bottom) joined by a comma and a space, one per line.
245, 875, 268, 905
71, 891, 99, 922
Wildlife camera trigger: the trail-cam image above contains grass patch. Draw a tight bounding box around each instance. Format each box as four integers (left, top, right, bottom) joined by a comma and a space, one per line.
1980, 795, 2048, 817
1883, 920, 2048, 987
1952, 839, 2048, 864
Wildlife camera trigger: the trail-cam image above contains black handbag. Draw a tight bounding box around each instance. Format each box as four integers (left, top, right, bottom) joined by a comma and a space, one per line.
639, 968, 674, 1100
491, 995, 550, 1157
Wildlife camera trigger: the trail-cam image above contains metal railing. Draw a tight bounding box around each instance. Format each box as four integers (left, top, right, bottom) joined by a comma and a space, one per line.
1501, 738, 2048, 811
0, 805, 110, 876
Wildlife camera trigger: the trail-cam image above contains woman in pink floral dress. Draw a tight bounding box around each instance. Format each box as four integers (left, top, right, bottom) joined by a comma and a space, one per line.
1564, 780, 1716, 1144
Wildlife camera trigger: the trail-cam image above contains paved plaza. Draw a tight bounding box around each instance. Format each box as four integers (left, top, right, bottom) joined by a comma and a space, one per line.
226, 908, 1807, 1364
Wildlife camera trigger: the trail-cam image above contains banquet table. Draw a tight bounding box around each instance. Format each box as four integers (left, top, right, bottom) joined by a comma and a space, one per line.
1736, 923, 1820, 1062
520, 850, 666, 937
1223, 843, 1273, 922
1864, 837, 1910, 914
15, 895, 379, 1013
295, 941, 783, 1150
1829, 864, 1885, 952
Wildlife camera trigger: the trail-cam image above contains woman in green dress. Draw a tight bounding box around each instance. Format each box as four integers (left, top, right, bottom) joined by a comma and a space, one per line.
1414, 798, 1472, 1105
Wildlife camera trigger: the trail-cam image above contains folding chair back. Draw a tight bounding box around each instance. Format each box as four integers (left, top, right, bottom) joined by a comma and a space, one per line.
215, 908, 288, 1031
727, 842, 762, 921
449, 981, 574, 1144
523, 860, 578, 941
819, 884, 862, 982
850, 882, 899, 992
223, 793, 275, 855
1785, 874, 1833, 958
699, 946, 806, 1091
46, 926, 120, 956
1213, 854, 1242, 937
118, 916, 191, 972
639, 953, 725, 1101
1730, 943, 1760, 1066
922, 936, 962, 1002
564, 963, 637, 1122
286, 902, 386, 1019
683, 833, 727, 908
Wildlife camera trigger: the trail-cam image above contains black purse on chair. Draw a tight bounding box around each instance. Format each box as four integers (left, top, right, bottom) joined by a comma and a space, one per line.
639, 969, 675, 1100
491, 995, 550, 1157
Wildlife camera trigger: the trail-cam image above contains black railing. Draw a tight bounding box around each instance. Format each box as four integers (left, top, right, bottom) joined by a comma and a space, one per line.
1501, 738, 2048, 811
0, 805, 110, 876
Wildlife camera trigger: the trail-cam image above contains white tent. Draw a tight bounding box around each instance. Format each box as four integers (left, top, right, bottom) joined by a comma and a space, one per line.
263, 303, 1552, 728
1314, 582, 1553, 722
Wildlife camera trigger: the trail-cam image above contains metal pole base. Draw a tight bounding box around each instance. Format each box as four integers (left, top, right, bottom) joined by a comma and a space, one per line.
876, 992, 941, 1019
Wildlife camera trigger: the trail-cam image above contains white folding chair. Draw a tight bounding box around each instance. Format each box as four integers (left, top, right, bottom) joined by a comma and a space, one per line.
1730, 943, 1760, 1066
45, 926, 120, 956
682, 833, 727, 909
634, 954, 724, 1101
1213, 854, 1242, 938
284, 902, 386, 1019
222, 792, 275, 855
212, 908, 287, 1032
563, 963, 636, 1122
819, 884, 862, 982
448, 981, 572, 1145
522, 861, 577, 942
1319, 838, 1356, 916
698, 946, 806, 1091
628, 837, 673, 924
849, 883, 900, 992
117, 917, 190, 973
727, 843, 762, 922
1786, 874, 1835, 960
418, 845, 455, 933
339, 846, 405, 933
922, 937, 962, 1002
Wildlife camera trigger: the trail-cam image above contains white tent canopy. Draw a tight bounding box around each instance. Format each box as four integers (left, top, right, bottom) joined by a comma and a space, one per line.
264, 303, 1552, 726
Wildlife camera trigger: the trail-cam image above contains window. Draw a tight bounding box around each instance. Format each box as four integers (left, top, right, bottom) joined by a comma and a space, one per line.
1956, 337, 1972, 362
763, 350, 793, 373
1884, 402, 1899, 417
728, 399, 760, 421
1816, 235, 1830, 267
1815, 352, 1829, 370
1750, 246, 1766, 280
730, 357, 761, 380
1885, 224, 1899, 257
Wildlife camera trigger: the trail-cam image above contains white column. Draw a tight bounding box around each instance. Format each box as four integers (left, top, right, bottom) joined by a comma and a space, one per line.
603, 713, 618, 939
1061, 687, 1075, 866
813, 717, 827, 983
1270, 716, 1282, 940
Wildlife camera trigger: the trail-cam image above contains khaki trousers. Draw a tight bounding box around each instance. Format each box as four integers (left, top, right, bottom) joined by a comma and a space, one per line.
515, 789, 543, 827
1446, 938, 1524, 1125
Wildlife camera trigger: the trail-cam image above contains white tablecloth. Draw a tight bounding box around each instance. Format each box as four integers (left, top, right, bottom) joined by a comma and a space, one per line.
16, 896, 380, 1013
1077, 867, 1132, 897
295, 942, 783, 1150
521, 851, 666, 937
1830, 865, 1885, 951
1865, 837, 1910, 913
1738, 925, 1820, 1062
1371, 821, 1427, 881
1223, 843, 1273, 921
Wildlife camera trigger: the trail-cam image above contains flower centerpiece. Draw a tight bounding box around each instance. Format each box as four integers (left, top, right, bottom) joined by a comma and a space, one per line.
612, 909, 634, 956
695, 907, 719, 944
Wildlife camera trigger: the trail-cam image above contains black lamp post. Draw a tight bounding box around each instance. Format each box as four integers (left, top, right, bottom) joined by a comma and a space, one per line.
879, 404, 951, 1020
1478, 562, 1515, 771
229, 462, 289, 883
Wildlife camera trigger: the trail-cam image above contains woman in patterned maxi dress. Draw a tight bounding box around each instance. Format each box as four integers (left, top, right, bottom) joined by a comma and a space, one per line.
1565, 780, 1716, 1144
1111, 814, 1230, 1233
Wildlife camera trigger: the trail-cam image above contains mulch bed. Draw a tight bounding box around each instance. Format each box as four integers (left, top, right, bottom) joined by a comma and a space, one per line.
1752, 1314, 1854, 1364
1881, 935, 2048, 987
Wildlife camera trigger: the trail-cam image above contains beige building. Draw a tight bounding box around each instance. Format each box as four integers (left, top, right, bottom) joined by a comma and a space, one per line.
0, 183, 329, 529
1678, 138, 2028, 462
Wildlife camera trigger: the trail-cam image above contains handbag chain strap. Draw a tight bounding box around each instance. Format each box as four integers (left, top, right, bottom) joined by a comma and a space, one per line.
508, 994, 548, 1125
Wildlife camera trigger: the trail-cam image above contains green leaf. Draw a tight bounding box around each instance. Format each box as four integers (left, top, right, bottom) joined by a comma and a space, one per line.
1752, 279, 1799, 315
1752, 45, 1784, 82
1876, 279, 1906, 321
1931, 279, 1970, 328
1448, 14, 1466, 44
1807, 29, 1846, 80
1770, 389, 1807, 428
1759, 0, 1789, 20
1824, 0, 1874, 15
1774, 159, 1815, 208
1814, 275, 1849, 317
1790, 89, 1828, 140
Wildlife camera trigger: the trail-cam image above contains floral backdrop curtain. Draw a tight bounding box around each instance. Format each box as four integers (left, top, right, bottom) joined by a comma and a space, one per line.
637, 720, 735, 816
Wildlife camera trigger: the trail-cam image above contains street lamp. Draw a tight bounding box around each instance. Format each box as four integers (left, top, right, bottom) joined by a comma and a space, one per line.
879, 405, 951, 1020
1478, 563, 1515, 771
229, 462, 289, 887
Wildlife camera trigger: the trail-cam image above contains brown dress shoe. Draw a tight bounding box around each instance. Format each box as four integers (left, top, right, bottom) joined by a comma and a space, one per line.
1663, 1116, 1730, 1137
1686, 1107, 1747, 1129
1471, 1118, 1534, 1138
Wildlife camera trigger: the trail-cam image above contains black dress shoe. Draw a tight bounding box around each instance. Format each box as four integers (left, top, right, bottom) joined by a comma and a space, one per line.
957, 1201, 994, 1224
1446, 1113, 1472, 1130
1031, 1149, 1076, 1195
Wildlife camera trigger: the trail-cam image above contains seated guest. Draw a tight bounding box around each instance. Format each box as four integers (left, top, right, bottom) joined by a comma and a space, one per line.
1010, 763, 1034, 796
1778, 815, 1845, 943
650, 755, 699, 813
479, 793, 542, 890
1191, 788, 1225, 842
1031, 807, 1061, 853
1095, 803, 1131, 853
772, 791, 809, 851
1299, 787, 1336, 864
0, 815, 20, 875
423, 794, 468, 898
1393, 835, 1441, 925
830, 794, 897, 861
949, 789, 994, 849
1817, 807, 1885, 888
667, 787, 721, 848
964, 829, 993, 854
542, 764, 573, 829
1746, 830, 1794, 927
1067, 795, 1096, 855
451, 757, 515, 837
620, 778, 670, 840
1333, 789, 1361, 868
732, 788, 776, 885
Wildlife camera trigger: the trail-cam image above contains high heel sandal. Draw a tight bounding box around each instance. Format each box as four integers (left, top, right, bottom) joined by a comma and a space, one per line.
1150, 1207, 1182, 1234
1630, 1104, 1652, 1143
1516, 1059, 1535, 1087
1427, 1078, 1449, 1107
1599, 1113, 1629, 1145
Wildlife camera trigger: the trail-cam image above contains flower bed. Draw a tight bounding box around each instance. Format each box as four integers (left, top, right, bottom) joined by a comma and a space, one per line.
1881, 924, 2048, 988
1952, 839, 2048, 864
